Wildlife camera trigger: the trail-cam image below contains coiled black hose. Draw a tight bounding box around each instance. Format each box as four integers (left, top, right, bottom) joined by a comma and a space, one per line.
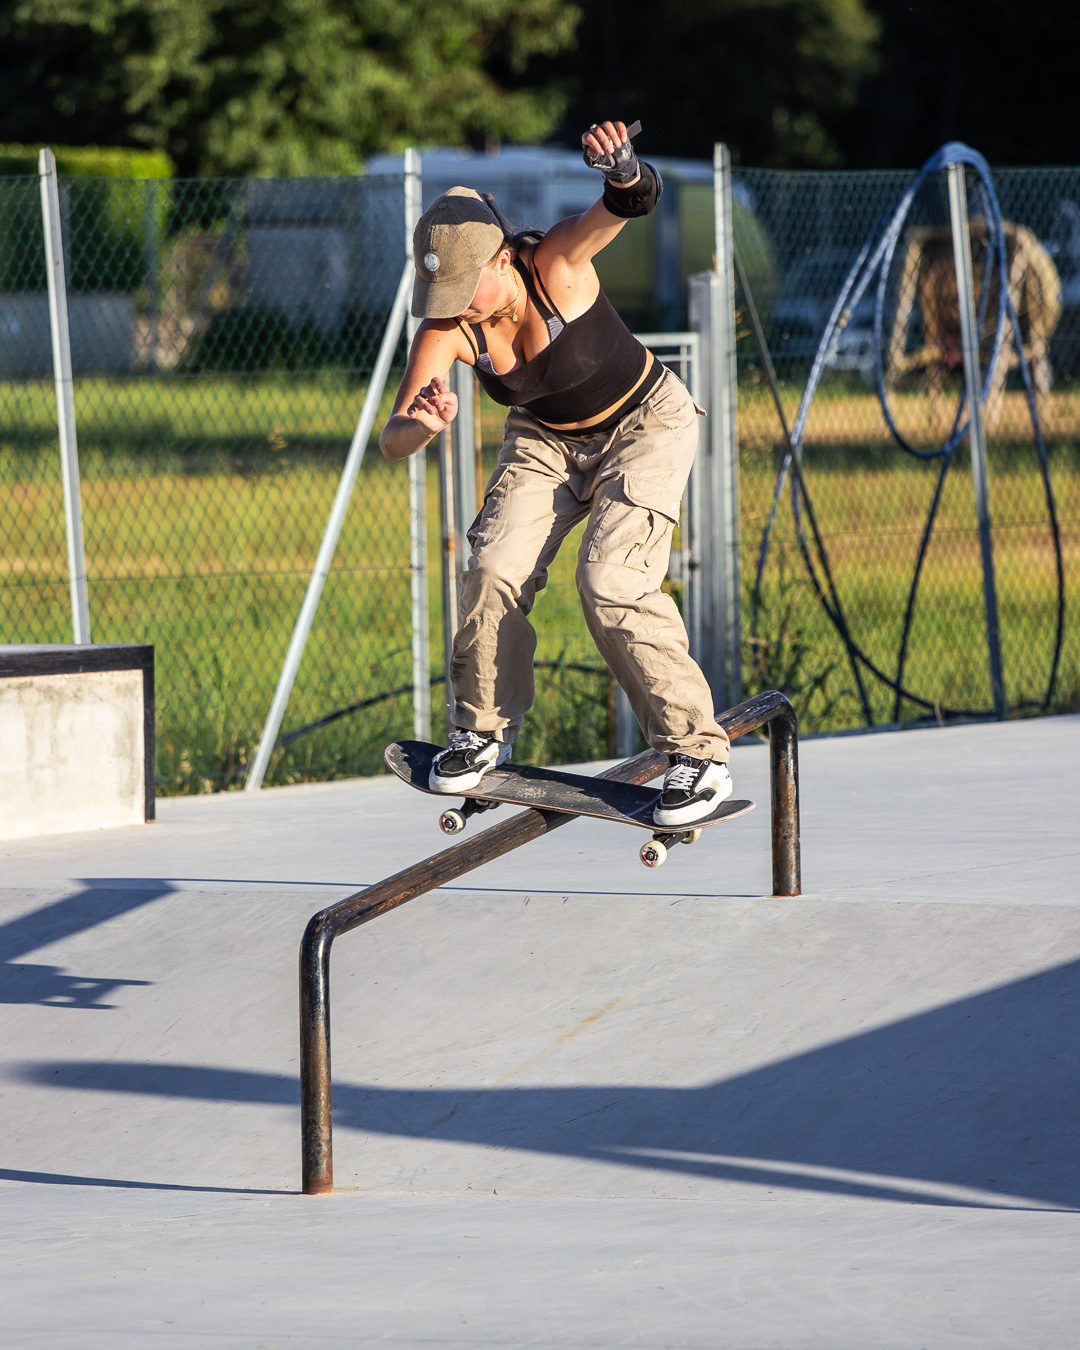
745, 142, 1065, 725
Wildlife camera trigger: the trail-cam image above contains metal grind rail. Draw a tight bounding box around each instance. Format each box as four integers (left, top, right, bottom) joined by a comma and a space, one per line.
298, 689, 800, 1195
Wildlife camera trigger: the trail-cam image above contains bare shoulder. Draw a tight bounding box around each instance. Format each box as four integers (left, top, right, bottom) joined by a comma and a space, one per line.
398, 317, 476, 386
414, 316, 474, 363
525, 237, 599, 321
528, 227, 585, 273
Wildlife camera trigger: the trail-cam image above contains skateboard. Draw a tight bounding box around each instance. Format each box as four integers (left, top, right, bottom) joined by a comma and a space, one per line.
385, 740, 755, 868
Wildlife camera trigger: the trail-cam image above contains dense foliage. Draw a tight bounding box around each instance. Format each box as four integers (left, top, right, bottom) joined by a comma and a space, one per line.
547, 0, 1080, 168
834, 0, 1080, 168
537, 0, 879, 167
0, 0, 1077, 170
0, 0, 579, 175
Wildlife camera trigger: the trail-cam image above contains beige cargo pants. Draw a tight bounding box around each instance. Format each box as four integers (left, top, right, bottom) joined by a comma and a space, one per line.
450, 365, 731, 763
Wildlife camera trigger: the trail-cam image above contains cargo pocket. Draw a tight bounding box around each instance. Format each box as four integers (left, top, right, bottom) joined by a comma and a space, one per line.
585, 475, 681, 574
642, 376, 697, 436
466, 464, 515, 549
643, 398, 682, 434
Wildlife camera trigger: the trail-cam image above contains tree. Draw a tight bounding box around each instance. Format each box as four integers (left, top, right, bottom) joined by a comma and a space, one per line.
835, 0, 1080, 168
0, 0, 581, 175
522, 0, 879, 166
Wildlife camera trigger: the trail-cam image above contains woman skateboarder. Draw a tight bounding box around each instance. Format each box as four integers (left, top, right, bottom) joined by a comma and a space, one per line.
379, 119, 733, 828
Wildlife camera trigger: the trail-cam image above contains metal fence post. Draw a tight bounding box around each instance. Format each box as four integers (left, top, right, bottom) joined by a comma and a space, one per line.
405, 148, 431, 743
614, 686, 639, 757
39, 148, 91, 645
437, 363, 479, 729
681, 332, 705, 667
244, 262, 413, 790
689, 239, 741, 710
628, 331, 703, 752
947, 162, 1006, 718
713, 143, 742, 709
654, 175, 682, 331
449, 363, 478, 544
436, 425, 458, 731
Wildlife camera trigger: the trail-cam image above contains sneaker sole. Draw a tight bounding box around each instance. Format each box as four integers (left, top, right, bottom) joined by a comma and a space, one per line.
429, 766, 495, 793
428, 749, 512, 794
653, 779, 734, 828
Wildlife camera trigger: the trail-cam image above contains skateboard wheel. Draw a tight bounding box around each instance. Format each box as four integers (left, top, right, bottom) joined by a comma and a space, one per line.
681, 829, 702, 845
640, 840, 667, 868
439, 809, 466, 835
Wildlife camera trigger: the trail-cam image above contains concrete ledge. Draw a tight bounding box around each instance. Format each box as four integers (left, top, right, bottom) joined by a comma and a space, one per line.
0, 644, 154, 839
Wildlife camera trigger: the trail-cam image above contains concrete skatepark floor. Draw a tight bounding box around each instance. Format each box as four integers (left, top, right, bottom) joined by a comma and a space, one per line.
1, 715, 1078, 1347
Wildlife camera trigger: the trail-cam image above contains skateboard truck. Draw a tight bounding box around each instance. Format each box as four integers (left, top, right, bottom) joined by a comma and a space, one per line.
639, 828, 702, 868
442, 802, 704, 867
439, 797, 501, 836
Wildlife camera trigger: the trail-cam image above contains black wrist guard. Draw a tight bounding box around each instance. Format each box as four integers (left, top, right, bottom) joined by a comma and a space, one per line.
602, 161, 663, 219
583, 119, 642, 184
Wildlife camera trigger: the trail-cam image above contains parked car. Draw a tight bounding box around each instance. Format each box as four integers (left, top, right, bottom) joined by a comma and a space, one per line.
1044, 201, 1080, 380
770, 247, 875, 379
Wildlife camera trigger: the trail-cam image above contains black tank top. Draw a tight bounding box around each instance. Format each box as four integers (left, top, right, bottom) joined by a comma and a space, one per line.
457, 257, 657, 425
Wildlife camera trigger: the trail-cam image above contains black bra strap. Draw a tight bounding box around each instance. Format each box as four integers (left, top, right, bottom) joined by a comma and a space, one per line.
525, 255, 565, 325
456, 316, 486, 360
515, 256, 564, 327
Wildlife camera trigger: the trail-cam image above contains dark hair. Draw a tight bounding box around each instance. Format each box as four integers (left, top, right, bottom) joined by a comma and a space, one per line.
480, 192, 545, 258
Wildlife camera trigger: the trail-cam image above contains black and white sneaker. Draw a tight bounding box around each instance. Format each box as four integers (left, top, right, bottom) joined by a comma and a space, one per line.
429, 730, 512, 793
653, 754, 733, 827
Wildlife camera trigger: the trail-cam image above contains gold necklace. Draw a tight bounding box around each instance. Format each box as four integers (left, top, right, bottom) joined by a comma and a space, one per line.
493, 270, 524, 323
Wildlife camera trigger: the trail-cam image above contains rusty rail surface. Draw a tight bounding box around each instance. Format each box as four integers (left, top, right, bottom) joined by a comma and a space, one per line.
298, 689, 799, 1194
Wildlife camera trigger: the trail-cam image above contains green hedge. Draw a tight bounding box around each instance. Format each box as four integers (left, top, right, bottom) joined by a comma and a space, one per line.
0, 144, 174, 293
0, 145, 174, 179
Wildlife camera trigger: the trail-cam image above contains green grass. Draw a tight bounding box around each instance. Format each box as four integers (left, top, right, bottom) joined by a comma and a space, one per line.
2, 371, 1077, 793
0, 372, 617, 790
738, 382, 1080, 727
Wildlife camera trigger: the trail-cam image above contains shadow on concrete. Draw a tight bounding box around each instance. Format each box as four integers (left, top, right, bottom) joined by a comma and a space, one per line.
0, 964, 151, 1009
19, 957, 1080, 1209
0, 1168, 290, 1196
0, 877, 755, 1009
139, 879, 759, 901
0, 880, 173, 1008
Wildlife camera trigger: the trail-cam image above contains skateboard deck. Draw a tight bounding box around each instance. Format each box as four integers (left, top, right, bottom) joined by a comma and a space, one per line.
385, 740, 754, 865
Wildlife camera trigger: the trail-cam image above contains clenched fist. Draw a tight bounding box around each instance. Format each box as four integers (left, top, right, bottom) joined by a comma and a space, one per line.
406, 377, 458, 436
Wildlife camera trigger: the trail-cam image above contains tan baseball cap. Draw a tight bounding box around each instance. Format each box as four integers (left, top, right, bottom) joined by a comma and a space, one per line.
411, 187, 506, 319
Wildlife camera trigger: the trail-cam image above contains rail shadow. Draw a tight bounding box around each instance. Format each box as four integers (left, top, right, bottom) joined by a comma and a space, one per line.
0, 1167, 289, 1195
19, 956, 1080, 1209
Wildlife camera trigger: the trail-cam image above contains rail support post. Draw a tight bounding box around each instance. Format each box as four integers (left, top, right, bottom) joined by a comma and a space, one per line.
768, 703, 801, 897
299, 926, 334, 1195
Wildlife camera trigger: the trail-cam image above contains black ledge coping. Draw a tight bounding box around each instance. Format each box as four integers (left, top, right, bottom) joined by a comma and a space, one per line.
0, 644, 156, 822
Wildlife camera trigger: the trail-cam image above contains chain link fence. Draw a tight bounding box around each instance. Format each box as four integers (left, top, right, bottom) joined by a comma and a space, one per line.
735, 162, 1079, 731
0, 170, 417, 791
2, 156, 1077, 794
